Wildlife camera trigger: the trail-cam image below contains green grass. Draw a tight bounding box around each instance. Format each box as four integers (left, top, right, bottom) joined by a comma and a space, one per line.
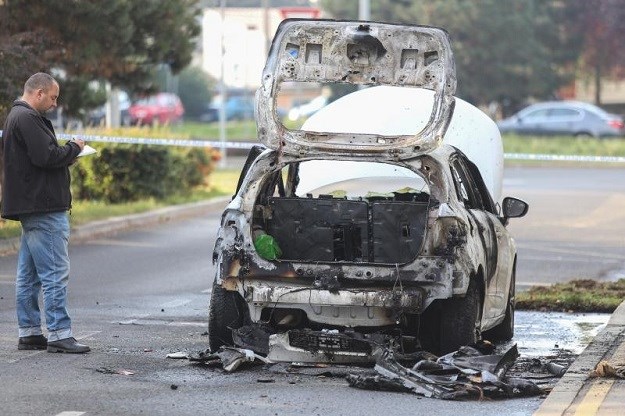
169, 120, 258, 141
517, 279, 625, 313
0, 168, 241, 240
502, 134, 625, 156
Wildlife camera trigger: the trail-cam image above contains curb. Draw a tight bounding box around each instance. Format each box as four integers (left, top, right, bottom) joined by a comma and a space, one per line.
0, 197, 231, 256
534, 300, 625, 415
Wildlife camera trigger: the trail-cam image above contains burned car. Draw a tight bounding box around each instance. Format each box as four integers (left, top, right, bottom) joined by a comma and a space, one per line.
209, 19, 528, 360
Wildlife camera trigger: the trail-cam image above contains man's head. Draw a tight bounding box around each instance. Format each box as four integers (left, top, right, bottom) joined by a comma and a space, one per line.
22, 73, 59, 114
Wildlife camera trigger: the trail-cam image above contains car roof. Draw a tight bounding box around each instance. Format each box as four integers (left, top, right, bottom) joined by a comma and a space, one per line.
522, 100, 609, 116
255, 19, 457, 160
302, 86, 503, 203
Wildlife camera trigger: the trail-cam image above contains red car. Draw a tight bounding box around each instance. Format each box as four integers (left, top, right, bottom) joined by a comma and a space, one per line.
128, 92, 184, 126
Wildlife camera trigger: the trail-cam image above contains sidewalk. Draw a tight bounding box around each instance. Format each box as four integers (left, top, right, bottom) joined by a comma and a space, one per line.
0, 197, 231, 256
535, 300, 625, 416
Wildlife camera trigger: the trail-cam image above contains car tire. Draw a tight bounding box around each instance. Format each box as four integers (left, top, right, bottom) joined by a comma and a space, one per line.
439, 278, 482, 355
484, 267, 515, 342
208, 283, 247, 352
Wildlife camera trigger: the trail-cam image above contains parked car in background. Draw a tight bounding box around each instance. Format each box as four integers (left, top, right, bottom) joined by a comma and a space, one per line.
87, 90, 132, 127
209, 20, 528, 360
497, 101, 625, 138
128, 92, 184, 126
200, 95, 255, 122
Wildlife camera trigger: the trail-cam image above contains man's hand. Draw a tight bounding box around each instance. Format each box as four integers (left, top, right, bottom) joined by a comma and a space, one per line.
71, 138, 86, 151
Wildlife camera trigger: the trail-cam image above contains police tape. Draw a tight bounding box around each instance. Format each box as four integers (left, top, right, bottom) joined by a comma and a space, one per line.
55, 133, 258, 150
3, 130, 625, 162
504, 153, 625, 163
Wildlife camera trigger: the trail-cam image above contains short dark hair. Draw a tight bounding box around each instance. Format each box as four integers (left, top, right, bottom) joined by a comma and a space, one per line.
24, 73, 57, 93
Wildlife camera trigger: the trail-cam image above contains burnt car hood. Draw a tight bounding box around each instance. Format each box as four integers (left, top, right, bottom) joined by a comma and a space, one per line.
255, 19, 457, 160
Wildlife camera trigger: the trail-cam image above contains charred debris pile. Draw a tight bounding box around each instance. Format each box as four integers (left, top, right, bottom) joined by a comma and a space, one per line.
186, 328, 572, 401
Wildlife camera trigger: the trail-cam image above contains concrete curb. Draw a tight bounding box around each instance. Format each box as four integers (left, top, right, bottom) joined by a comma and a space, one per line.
534, 300, 625, 415
0, 197, 231, 255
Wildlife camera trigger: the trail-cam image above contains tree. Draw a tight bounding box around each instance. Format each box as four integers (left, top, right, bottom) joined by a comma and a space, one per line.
571, 0, 625, 104
320, 0, 582, 111
178, 66, 217, 119
0, 0, 201, 122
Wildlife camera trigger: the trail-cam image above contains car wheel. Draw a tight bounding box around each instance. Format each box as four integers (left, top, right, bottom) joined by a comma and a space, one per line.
439, 278, 482, 354
208, 283, 247, 352
484, 267, 515, 342
574, 131, 594, 138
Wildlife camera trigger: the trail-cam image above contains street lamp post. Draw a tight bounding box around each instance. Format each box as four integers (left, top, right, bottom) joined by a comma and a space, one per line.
359, 0, 370, 20
218, 0, 227, 168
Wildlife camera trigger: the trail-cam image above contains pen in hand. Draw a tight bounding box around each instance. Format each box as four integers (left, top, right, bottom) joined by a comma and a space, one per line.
70, 138, 86, 151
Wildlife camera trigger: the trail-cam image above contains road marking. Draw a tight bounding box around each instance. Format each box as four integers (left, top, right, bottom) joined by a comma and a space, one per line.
519, 255, 616, 263
114, 318, 205, 327
86, 239, 159, 248
161, 299, 191, 308
573, 379, 615, 416
517, 243, 625, 261
201, 288, 211, 294
0, 274, 15, 285
568, 194, 625, 229
55, 412, 86, 416
516, 281, 551, 288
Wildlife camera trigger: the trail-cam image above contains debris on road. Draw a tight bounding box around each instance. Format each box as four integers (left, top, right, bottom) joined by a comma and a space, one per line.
189, 347, 271, 372
186, 340, 574, 400
590, 360, 625, 379
346, 344, 543, 400
166, 351, 189, 359
95, 367, 135, 376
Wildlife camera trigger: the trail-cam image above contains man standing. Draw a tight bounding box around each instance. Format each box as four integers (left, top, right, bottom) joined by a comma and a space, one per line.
1, 72, 90, 353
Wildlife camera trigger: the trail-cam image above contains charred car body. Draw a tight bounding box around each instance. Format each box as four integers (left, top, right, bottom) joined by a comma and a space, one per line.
209, 19, 528, 360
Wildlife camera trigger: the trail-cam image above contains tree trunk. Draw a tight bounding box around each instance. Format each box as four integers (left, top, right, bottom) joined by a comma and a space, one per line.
594, 61, 602, 105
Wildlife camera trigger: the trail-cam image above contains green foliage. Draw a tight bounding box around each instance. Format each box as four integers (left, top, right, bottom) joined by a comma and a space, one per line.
0, 0, 201, 122
320, 0, 582, 107
178, 66, 217, 119
72, 144, 215, 203
0, 167, 237, 240
517, 279, 625, 313
502, 135, 625, 157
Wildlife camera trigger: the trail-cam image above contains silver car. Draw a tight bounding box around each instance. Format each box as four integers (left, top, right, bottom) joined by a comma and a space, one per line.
209, 19, 528, 361
497, 101, 624, 138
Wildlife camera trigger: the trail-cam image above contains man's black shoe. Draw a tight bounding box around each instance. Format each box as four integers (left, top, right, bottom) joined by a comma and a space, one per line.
47, 337, 91, 354
18, 335, 48, 350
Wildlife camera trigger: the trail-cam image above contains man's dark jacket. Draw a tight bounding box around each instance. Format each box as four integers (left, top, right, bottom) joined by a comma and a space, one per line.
1, 100, 81, 221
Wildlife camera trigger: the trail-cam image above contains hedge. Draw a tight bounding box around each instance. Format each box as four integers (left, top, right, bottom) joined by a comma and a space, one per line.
71, 143, 217, 203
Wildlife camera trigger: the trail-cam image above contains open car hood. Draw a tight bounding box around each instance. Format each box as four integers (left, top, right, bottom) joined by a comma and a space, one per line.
256, 19, 457, 159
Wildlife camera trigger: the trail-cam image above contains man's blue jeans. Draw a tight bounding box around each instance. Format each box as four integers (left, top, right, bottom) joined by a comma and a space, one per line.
16, 211, 72, 342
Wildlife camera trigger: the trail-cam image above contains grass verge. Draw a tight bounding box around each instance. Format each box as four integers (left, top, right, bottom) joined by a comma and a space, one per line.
502, 134, 625, 156
517, 279, 625, 313
0, 168, 241, 240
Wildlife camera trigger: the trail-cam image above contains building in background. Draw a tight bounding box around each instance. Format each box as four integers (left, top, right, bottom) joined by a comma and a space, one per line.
201, 6, 321, 109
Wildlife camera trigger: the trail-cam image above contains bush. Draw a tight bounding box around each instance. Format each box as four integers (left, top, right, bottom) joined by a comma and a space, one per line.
72, 143, 216, 203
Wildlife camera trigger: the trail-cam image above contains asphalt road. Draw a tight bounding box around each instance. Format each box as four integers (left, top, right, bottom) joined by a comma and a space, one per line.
504, 165, 625, 289
0, 165, 622, 415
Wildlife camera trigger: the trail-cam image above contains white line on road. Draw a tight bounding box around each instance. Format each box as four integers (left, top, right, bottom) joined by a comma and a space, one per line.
160, 299, 191, 308
55, 412, 86, 416
86, 239, 159, 248
113, 319, 205, 327
517, 244, 625, 261
520, 255, 619, 263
